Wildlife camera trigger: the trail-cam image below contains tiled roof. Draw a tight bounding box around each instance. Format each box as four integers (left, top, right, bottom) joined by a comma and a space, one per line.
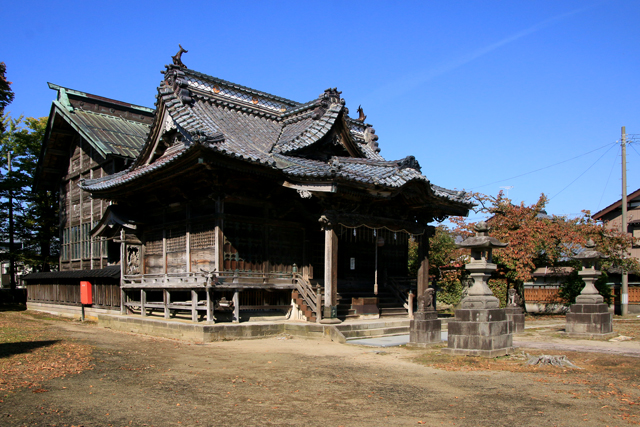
70, 108, 150, 158
22, 266, 121, 281
81, 65, 470, 207
273, 103, 343, 154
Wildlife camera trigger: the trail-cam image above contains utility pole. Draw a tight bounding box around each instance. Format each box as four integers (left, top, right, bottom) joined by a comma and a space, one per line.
7, 152, 15, 290
621, 127, 628, 316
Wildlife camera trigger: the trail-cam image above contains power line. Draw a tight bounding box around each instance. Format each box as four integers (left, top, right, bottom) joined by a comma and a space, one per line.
629, 141, 640, 159
596, 146, 620, 212
469, 141, 617, 190
549, 143, 617, 200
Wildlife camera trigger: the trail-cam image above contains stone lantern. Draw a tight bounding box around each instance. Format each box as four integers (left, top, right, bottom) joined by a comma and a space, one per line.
565, 239, 614, 337
442, 222, 514, 357
456, 222, 507, 309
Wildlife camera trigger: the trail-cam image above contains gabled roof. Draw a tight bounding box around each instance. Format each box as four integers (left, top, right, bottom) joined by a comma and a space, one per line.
81, 64, 470, 211
35, 84, 154, 190
46, 83, 153, 158
592, 188, 640, 221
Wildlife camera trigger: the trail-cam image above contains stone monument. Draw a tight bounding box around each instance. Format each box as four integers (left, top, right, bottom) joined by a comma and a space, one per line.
442, 222, 514, 357
565, 239, 614, 338
408, 287, 442, 346
505, 288, 525, 333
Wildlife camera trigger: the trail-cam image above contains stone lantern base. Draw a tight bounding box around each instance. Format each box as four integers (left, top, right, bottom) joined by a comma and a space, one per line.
504, 307, 525, 333
442, 308, 514, 357
565, 302, 614, 338
408, 311, 442, 347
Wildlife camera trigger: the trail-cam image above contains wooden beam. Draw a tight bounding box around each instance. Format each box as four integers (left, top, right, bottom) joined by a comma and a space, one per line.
324, 227, 338, 309
164, 289, 170, 319
232, 290, 240, 323
206, 287, 214, 323
191, 290, 198, 322
141, 289, 146, 317
417, 238, 429, 298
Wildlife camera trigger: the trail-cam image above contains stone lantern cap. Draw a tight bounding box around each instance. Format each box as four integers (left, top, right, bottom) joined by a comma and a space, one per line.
457, 222, 508, 250
573, 239, 607, 262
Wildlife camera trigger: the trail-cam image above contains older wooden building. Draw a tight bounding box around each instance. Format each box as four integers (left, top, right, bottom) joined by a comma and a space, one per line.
25, 84, 153, 310
77, 62, 471, 322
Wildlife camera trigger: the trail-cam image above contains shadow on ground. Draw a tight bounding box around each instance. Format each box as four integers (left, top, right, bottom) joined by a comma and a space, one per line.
0, 340, 59, 358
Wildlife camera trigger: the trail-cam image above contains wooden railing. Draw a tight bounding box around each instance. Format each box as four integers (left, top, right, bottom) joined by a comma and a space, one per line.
123, 270, 296, 289
292, 274, 322, 320
386, 277, 416, 309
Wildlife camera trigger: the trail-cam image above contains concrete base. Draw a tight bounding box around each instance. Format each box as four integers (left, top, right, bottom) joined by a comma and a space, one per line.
504, 307, 525, 333
28, 302, 121, 321
565, 302, 613, 337
442, 308, 514, 358
320, 318, 342, 324
98, 314, 348, 342
409, 310, 442, 346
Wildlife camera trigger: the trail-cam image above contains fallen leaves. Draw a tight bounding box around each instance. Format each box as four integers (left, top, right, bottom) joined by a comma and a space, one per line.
0, 312, 93, 392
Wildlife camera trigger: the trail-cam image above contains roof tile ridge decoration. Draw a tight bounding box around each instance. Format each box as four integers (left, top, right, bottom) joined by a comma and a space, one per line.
272, 88, 346, 154
47, 82, 155, 113
280, 99, 321, 122
177, 66, 300, 118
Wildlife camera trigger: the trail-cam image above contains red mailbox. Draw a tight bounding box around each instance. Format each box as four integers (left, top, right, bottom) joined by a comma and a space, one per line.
80, 281, 92, 305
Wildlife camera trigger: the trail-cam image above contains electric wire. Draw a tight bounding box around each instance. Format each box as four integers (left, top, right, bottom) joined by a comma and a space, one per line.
629, 141, 640, 159
548, 143, 617, 201
469, 141, 617, 190
596, 146, 620, 212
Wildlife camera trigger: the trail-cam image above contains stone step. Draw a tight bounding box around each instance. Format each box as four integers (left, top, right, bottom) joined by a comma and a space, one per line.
342, 326, 410, 339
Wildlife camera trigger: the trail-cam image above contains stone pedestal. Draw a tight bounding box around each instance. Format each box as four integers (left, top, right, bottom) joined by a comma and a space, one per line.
566, 239, 614, 338
565, 302, 614, 338
408, 310, 441, 347
442, 308, 514, 357
504, 307, 525, 333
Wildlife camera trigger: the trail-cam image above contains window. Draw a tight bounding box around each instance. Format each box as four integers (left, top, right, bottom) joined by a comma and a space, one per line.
61, 223, 104, 261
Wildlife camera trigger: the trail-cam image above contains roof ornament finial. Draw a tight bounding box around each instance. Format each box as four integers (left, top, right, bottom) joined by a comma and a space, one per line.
356, 105, 366, 122
172, 44, 188, 68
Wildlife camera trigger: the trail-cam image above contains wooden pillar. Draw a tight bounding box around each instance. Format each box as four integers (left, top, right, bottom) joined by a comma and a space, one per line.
191, 289, 198, 322
232, 290, 240, 323
206, 287, 214, 323
140, 289, 146, 317
120, 289, 126, 315
119, 229, 126, 313
164, 289, 170, 319
417, 235, 430, 298
214, 198, 224, 272
324, 227, 338, 311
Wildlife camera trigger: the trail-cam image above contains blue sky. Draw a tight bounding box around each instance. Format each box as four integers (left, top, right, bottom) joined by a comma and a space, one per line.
3, 0, 640, 222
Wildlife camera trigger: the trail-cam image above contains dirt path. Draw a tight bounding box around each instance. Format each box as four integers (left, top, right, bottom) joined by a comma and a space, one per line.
2, 315, 640, 426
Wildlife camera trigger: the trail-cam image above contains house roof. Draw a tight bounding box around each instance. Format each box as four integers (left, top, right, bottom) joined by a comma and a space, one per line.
22, 265, 121, 281
81, 64, 470, 210
592, 188, 640, 221
46, 83, 153, 159
35, 84, 154, 190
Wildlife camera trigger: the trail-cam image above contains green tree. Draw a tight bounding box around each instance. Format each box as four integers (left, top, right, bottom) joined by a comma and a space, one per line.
0, 62, 15, 134
0, 116, 58, 274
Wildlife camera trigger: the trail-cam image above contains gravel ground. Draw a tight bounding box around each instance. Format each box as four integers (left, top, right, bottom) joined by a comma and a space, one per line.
1, 311, 639, 426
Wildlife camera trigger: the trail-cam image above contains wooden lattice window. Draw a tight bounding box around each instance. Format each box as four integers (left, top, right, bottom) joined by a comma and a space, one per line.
145, 231, 163, 255
166, 228, 186, 253
190, 222, 216, 250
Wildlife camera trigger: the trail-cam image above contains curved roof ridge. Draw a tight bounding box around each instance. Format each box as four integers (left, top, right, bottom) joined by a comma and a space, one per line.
180, 67, 301, 107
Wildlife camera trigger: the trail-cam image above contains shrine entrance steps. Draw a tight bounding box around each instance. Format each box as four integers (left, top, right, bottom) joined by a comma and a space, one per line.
336, 290, 409, 320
